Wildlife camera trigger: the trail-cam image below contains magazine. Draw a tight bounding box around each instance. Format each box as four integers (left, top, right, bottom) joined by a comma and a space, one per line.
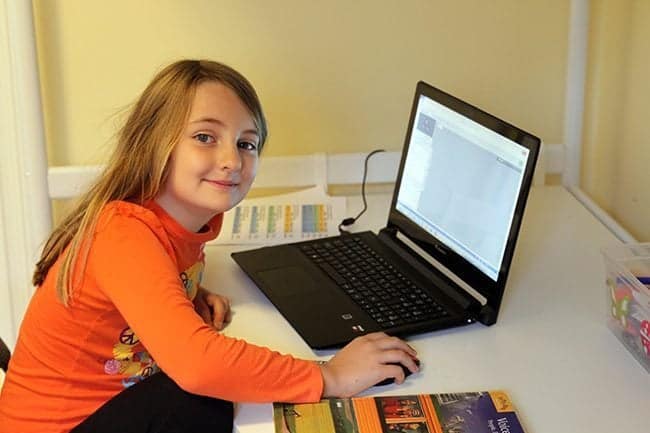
273, 390, 526, 433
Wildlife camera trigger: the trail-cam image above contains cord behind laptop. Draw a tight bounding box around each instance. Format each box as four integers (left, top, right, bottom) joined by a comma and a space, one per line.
338, 149, 386, 234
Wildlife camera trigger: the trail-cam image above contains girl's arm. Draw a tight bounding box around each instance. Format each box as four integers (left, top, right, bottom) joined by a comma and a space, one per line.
89, 214, 322, 403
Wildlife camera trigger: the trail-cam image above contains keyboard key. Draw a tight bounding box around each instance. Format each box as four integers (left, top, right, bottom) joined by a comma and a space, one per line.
318, 263, 346, 285
299, 237, 451, 328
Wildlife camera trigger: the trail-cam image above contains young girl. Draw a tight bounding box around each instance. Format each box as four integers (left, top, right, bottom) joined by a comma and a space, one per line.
0, 59, 419, 433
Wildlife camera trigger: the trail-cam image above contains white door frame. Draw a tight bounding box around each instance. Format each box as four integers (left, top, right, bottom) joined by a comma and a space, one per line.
0, 0, 51, 349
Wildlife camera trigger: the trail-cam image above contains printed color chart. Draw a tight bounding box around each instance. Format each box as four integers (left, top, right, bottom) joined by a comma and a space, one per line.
213, 187, 346, 245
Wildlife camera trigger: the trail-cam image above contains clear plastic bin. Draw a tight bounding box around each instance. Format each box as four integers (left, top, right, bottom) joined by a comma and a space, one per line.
602, 243, 650, 373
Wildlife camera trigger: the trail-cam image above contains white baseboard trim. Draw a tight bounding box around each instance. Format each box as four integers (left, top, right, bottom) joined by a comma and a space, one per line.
47, 165, 103, 200
48, 146, 560, 200
567, 186, 636, 243
47, 152, 404, 200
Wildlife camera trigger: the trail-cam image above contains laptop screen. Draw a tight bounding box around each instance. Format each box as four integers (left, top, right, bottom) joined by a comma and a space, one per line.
395, 93, 530, 281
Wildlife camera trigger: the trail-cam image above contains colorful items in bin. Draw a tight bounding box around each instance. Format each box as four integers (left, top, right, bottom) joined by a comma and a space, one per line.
608, 275, 650, 362
610, 284, 633, 331
641, 321, 650, 357
601, 243, 650, 373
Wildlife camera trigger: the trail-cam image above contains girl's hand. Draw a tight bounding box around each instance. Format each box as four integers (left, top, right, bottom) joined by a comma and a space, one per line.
319, 332, 419, 398
194, 288, 232, 330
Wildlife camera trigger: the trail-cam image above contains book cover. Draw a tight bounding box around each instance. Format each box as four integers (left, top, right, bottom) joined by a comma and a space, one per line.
273, 390, 525, 433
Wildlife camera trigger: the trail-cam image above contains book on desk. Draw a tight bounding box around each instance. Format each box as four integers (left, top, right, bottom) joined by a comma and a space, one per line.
273, 390, 525, 433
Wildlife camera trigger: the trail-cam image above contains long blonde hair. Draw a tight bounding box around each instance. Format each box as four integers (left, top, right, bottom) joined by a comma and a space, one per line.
33, 59, 268, 304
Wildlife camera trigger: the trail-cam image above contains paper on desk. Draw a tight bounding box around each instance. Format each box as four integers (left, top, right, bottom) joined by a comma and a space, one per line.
234, 403, 274, 433
211, 186, 347, 245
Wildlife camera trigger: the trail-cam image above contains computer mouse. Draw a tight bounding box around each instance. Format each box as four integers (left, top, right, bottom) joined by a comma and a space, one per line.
374, 359, 421, 387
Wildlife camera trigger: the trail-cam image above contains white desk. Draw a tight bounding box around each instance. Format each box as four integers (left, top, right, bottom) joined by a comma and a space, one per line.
202, 186, 650, 432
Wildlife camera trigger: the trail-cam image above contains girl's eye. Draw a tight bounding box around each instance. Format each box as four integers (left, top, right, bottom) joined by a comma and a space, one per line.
238, 141, 258, 151
194, 133, 215, 144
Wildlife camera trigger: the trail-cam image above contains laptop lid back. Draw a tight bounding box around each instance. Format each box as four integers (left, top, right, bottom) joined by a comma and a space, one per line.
387, 81, 540, 324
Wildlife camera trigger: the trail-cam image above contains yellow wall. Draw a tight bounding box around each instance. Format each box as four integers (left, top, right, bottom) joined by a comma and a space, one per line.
582, 0, 650, 241
32, 0, 569, 167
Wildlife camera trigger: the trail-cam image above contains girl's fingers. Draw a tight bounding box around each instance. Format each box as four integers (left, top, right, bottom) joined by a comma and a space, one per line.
366, 333, 418, 357
194, 295, 212, 324
376, 349, 420, 369
207, 294, 231, 329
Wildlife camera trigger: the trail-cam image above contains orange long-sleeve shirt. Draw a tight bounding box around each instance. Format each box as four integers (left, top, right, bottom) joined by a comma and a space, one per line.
0, 200, 323, 433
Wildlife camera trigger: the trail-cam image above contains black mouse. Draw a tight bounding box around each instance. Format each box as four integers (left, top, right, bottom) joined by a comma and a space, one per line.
374, 359, 420, 386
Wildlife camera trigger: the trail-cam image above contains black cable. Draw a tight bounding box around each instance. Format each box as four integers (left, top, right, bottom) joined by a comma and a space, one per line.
338, 149, 385, 233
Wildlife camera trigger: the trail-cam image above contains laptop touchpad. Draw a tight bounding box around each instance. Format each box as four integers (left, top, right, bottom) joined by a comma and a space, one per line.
257, 266, 319, 297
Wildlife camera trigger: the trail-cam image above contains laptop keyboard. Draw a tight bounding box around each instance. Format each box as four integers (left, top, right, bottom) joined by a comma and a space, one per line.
298, 236, 449, 328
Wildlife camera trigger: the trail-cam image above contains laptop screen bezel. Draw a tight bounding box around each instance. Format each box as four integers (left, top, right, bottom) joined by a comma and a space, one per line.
387, 81, 540, 313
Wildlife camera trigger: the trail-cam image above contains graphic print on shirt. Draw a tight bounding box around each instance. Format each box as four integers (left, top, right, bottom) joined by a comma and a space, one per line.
103, 326, 159, 387
104, 260, 204, 387
180, 261, 204, 300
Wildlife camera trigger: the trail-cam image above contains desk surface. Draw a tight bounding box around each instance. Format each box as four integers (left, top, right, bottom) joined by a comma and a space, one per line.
202, 186, 650, 433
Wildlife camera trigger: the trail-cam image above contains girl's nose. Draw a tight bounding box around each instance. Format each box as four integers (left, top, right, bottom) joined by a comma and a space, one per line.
218, 140, 242, 171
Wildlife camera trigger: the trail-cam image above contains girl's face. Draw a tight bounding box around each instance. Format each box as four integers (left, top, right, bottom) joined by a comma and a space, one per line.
156, 81, 260, 231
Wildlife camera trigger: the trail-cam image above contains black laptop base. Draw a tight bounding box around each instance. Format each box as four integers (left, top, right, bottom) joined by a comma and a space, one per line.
232, 231, 477, 349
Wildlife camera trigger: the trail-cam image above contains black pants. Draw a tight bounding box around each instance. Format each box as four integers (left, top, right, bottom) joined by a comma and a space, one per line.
71, 372, 233, 433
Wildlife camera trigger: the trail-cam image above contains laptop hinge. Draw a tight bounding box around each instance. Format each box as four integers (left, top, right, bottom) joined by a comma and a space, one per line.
478, 305, 498, 326
378, 227, 483, 317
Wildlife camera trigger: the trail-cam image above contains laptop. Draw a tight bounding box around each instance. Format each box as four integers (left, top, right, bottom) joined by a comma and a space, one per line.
232, 81, 540, 349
